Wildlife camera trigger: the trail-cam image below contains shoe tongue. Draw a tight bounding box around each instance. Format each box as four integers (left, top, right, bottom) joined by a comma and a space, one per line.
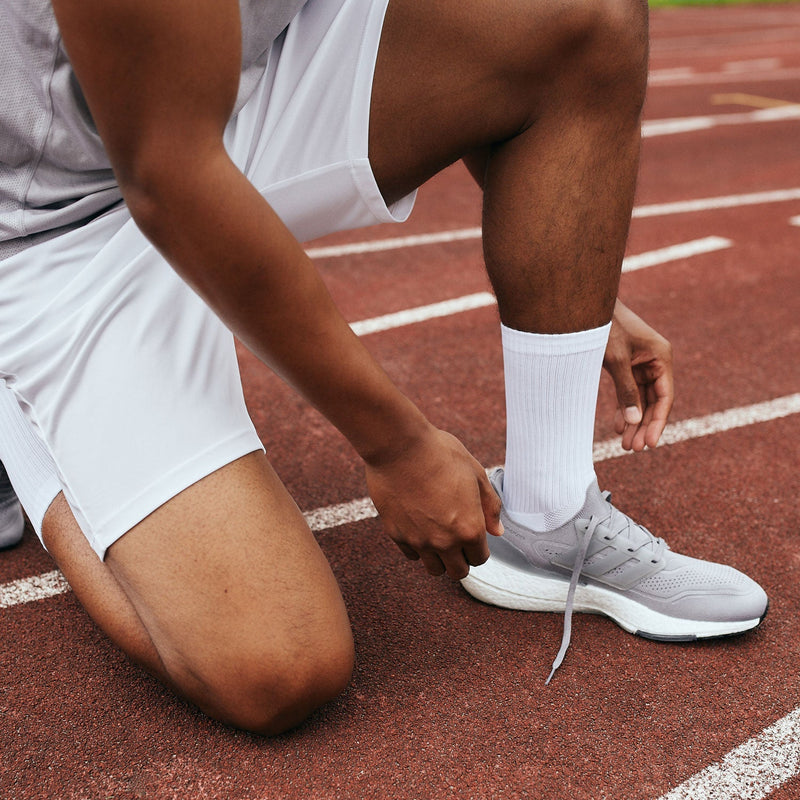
579, 481, 652, 546
579, 480, 609, 518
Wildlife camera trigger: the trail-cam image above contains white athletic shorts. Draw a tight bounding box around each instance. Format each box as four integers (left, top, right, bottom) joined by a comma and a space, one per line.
0, 0, 414, 559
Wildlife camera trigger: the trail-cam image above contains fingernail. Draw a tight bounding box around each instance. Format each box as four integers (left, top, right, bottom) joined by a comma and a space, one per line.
624, 406, 642, 424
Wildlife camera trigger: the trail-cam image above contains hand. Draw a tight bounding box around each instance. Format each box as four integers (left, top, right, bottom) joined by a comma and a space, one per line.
364, 427, 503, 580
603, 300, 674, 451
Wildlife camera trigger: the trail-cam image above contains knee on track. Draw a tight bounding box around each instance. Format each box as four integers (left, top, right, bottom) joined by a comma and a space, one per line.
165, 628, 355, 736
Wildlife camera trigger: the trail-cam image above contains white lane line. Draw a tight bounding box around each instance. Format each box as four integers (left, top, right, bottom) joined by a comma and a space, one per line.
649, 66, 800, 87
633, 188, 800, 219
350, 292, 496, 336
348, 237, 731, 336
307, 190, 800, 260
4, 393, 799, 607
655, 706, 800, 800
306, 228, 482, 260
0, 569, 69, 609
722, 58, 782, 74
649, 67, 696, 82
303, 497, 379, 533
790, 215, 800, 227
297, 392, 800, 530
621, 236, 731, 272
642, 104, 800, 138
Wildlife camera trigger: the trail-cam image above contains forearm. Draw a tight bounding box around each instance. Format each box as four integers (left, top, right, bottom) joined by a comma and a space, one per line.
127, 150, 429, 464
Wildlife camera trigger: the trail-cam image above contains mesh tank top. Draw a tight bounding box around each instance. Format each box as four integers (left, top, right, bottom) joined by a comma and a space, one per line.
0, 0, 308, 260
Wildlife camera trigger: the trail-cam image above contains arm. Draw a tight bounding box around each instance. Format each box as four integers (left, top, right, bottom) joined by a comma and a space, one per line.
603, 300, 674, 451
52, 0, 501, 577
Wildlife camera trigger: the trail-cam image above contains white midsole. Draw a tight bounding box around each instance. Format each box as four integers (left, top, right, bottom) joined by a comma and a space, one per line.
461, 556, 761, 638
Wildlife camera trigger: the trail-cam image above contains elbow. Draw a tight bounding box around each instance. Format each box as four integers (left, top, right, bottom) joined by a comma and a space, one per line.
116, 157, 178, 248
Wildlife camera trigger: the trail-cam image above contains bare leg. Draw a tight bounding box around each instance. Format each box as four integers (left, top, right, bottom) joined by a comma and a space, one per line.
371, 0, 649, 523
43, 452, 354, 735
370, 0, 649, 332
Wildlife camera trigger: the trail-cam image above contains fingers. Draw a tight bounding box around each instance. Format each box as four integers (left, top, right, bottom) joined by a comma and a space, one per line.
640, 371, 673, 449
478, 469, 504, 538
366, 427, 502, 582
606, 349, 645, 451
392, 472, 498, 581
605, 302, 675, 452
401, 540, 488, 580
398, 518, 493, 580
614, 369, 644, 432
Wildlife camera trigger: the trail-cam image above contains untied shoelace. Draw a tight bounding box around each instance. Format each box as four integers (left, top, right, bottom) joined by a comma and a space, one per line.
545, 495, 666, 684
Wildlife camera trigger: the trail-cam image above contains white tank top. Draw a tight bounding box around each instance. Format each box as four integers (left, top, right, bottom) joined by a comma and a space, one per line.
0, 0, 308, 259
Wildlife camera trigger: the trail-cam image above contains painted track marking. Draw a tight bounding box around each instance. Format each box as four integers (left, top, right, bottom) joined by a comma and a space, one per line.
350, 292, 495, 336
306, 227, 482, 260
308, 189, 799, 260
655, 706, 800, 800
641, 104, 800, 138
711, 92, 796, 109
0, 569, 69, 609
649, 66, 800, 87
632, 188, 800, 219
305, 393, 800, 533
722, 58, 781, 74
621, 236, 731, 273
4, 393, 798, 609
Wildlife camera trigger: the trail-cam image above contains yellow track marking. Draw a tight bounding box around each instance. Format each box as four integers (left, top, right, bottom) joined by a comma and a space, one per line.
711, 92, 798, 109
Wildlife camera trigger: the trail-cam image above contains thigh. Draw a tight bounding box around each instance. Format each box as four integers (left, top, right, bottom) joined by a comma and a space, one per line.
103, 451, 350, 671
44, 450, 354, 730
368, 0, 598, 203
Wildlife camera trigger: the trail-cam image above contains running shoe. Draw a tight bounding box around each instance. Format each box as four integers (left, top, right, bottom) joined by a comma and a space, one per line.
462, 468, 768, 682
0, 462, 24, 549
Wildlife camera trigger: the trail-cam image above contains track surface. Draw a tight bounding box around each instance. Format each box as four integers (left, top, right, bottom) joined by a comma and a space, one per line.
2, 5, 800, 799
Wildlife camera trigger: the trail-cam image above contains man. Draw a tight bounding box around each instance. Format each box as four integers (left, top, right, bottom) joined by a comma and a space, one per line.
0, 0, 767, 734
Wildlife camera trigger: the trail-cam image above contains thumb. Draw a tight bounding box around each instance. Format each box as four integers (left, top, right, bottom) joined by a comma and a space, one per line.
610, 362, 643, 432
478, 471, 504, 537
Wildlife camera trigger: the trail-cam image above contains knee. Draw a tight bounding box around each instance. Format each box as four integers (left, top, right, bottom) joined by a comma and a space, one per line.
501, 0, 649, 116
232, 643, 355, 736
170, 630, 355, 736
588, 0, 649, 92
554, 0, 649, 107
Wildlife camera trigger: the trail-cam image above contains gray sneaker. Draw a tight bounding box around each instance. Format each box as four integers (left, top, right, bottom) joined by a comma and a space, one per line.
0, 462, 24, 549
462, 468, 768, 682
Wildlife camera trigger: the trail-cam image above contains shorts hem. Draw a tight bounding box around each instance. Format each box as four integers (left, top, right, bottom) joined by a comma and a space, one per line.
28, 475, 63, 541
85, 428, 265, 561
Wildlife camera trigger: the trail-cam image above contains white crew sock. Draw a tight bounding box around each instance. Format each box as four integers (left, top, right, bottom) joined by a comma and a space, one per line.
501, 321, 611, 531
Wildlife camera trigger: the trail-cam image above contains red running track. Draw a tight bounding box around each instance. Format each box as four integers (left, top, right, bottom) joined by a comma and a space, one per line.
2, 4, 800, 799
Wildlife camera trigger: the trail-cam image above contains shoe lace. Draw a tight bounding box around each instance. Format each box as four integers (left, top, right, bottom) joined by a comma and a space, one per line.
545, 515, 598, 684
545, 495, 666, 685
